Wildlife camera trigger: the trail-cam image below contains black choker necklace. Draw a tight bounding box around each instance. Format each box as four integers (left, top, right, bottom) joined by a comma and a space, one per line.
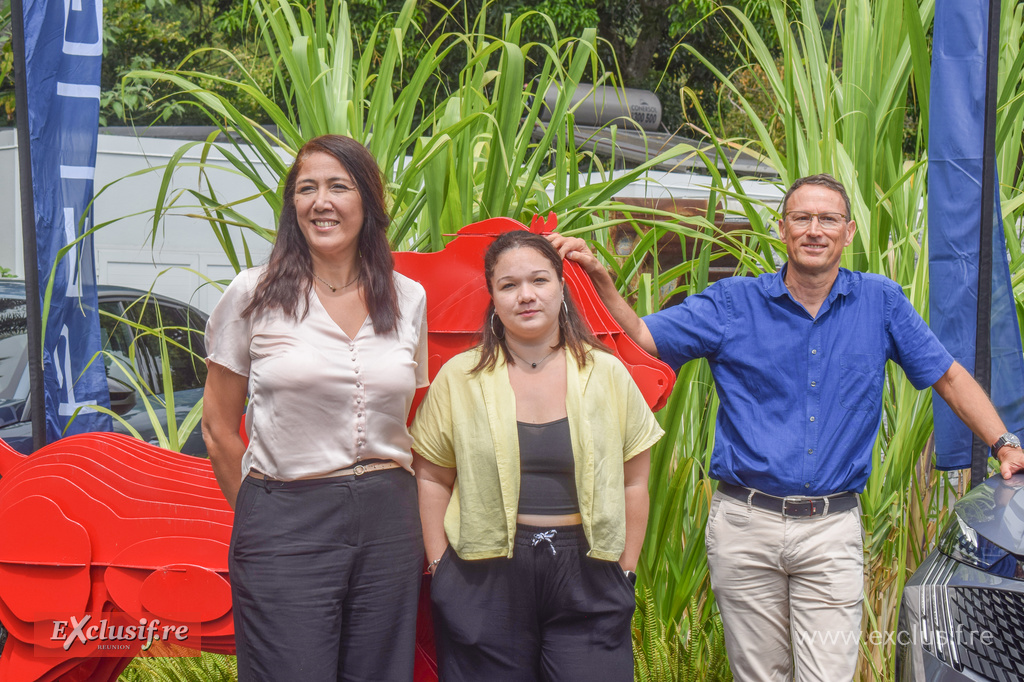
507, 346, 559, 369
314, 271, 359, 292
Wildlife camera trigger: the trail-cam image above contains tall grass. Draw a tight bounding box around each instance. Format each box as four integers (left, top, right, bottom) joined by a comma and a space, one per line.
84, 298, 206, 453
996, 0, 1024, 329
127, 0, 702, 261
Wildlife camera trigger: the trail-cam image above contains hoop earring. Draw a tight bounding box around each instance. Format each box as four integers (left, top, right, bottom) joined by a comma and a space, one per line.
490, 311, 505, 339
561, 296, 569, 319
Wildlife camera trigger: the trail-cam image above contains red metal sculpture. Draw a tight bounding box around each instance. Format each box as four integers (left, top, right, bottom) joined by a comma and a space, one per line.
0, 216, 674, 681
0, 431, 233, 681
396, 215, 675, 411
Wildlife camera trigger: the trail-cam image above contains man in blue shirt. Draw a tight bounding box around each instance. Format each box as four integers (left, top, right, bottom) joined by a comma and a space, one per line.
549, 174, 1024, 681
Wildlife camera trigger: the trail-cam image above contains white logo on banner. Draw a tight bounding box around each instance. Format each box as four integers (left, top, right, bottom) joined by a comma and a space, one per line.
55, 324, 98, 416
62, 0, 103, 56
53, 0, 102, 420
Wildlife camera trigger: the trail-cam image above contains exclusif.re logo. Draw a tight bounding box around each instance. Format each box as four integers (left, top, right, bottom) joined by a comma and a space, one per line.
33, 611, 201, 658
51, 615, 189, 652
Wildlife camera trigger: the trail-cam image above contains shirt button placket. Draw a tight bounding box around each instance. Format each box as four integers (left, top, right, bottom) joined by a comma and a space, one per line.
805, 323, 822, 490
351, 342, 366, 459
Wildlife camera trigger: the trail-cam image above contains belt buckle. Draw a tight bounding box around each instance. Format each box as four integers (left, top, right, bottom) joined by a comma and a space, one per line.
782, 496, 819, 517
353, 464, 366, 476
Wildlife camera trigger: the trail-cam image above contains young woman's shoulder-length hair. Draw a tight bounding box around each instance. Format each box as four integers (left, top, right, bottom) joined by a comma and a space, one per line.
243, 134, 399, 333
471, 230, 605, 374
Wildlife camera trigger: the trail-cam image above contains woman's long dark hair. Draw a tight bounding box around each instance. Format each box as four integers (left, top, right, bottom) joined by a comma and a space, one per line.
242, 135, 399, 333
472, 230, 604, 373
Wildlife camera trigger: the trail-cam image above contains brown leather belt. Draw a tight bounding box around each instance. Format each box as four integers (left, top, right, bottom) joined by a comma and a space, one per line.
717, 481, 858, 518
247, 460, 402, 482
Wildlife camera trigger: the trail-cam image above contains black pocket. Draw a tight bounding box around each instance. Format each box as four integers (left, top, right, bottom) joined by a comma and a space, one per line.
229, 478, 266, 555
604, 559, 636, 597
234, 478, 265, 529
431, 544, 454, 583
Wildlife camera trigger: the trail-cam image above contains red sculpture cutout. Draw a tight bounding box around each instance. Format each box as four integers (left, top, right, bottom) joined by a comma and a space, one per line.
0, 432, 233, 682
396, 215, 675, 412
0, 216, 674, 681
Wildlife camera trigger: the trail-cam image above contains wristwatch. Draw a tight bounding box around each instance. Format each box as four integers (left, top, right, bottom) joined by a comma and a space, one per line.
623, 570, 637, 587
992, 432, 1021, 457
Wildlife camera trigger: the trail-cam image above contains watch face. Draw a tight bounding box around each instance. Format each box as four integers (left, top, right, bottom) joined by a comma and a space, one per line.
997, 433, 1021, 449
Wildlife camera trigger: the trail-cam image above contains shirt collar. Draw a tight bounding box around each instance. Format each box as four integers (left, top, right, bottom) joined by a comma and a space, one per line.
762, 265, 857, 305
763, 266, 790, 299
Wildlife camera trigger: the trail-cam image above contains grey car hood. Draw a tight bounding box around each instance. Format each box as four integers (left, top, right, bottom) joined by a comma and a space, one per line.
954, 473, 1024, 555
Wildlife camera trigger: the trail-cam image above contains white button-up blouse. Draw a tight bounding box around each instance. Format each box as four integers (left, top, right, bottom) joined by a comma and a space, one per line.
205, 266, 429, 479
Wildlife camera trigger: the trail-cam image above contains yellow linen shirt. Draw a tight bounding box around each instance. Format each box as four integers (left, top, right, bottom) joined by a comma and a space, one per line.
411, 345, 664, 562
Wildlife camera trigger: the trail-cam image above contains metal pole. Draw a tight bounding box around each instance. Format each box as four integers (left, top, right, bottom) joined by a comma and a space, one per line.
971, 0, 1001, 488
9, 0, 47, 451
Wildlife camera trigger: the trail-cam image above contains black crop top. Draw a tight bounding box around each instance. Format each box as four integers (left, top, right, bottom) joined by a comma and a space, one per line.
517, 417, 580, 515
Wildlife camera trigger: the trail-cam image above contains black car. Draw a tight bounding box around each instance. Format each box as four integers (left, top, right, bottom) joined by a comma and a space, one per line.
897, 473, 1024, 681
0, 281, 208, 455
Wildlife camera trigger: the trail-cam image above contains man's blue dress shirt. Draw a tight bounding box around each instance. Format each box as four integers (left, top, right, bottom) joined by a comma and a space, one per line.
644, 266, 954, 496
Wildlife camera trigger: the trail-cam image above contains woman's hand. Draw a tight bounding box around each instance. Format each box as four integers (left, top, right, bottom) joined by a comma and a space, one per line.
202, 362, 249, 509
413, 453, 457, 569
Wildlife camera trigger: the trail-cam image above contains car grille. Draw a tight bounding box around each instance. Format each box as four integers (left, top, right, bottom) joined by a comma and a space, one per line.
947, 587, 1024, 681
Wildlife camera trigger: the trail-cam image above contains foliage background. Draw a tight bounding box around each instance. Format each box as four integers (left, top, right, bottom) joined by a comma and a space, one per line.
1, 0, 790, 133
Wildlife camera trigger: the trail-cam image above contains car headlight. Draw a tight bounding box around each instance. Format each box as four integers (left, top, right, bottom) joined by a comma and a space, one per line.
937, 512, 1023, 578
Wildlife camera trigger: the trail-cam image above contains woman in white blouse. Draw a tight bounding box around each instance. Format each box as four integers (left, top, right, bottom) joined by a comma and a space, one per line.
202, 135, 429, 682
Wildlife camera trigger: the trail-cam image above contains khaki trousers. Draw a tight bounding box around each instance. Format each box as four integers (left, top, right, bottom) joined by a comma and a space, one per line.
705, 490, 864, 682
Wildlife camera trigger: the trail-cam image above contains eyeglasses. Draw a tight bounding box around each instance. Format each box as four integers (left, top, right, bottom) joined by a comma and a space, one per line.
784, 211, 848, 230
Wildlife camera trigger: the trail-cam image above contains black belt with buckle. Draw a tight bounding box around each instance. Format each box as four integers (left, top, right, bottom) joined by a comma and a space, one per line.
717, 482, 858, 518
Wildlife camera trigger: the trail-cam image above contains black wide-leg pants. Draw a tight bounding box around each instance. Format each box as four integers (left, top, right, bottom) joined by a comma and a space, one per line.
430, 523, 636, 682
229, 467, 423, 682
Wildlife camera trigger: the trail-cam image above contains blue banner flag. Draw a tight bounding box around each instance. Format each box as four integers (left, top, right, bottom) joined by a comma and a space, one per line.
22, 0, 111, 440
929, 0, 1024, 469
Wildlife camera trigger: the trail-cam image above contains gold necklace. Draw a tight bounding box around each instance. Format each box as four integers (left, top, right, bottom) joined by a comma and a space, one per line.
507, 345, 560, 369
313, 271, 359, 293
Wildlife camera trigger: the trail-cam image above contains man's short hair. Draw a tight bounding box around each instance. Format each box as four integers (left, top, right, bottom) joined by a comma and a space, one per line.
781, 174, 852, 219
